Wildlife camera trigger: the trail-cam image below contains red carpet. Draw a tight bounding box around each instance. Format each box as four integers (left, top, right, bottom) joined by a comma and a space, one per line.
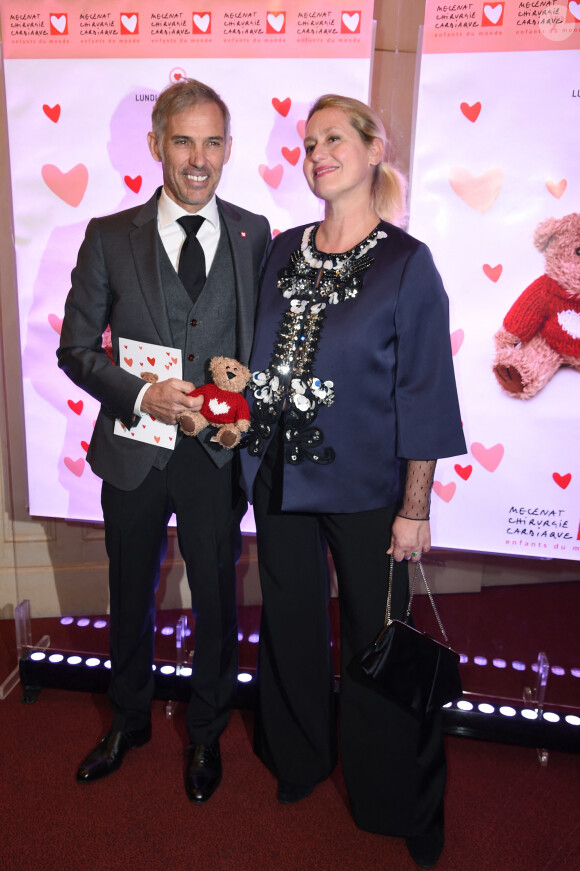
1, 584, 579, 870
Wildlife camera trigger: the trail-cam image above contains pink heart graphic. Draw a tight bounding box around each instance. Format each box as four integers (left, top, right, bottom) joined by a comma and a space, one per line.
450, 329, 464, 356
546, 179, 567, 199
449, 167, 503, 213
259, 164, 284, 189
281, 146, 300, 166
272, 97, 291, 117
460, 102, 481, 122
553, 472, 571, 489
48, 313, 63, 334
483, 264, 502, 282
471, 442, 504, 472
296, 120, 306, 140
41, 163, 89, 207
64, 457, 85, 477
67, 399, 83, 415
43, 104, 61, 123
272, 229, 281, 236
124, 175, 142, 193
454, 464, 472, 481
433, 481, 456, 503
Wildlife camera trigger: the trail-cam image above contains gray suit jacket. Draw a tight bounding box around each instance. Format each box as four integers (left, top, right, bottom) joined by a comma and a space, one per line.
57, 188, 270, 491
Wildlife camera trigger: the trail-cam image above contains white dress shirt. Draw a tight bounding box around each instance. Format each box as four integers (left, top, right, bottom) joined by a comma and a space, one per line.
134, 188, 222, 415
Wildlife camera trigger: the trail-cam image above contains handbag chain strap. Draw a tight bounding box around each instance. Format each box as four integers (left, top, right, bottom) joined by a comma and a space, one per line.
385, 557, 450, 645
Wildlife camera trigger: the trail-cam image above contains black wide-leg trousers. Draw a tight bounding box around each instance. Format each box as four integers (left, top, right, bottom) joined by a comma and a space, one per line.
101, 435, 242, 744
252, 434, 446, 838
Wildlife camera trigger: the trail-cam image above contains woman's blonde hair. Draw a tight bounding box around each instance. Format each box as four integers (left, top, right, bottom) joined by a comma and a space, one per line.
306, 94, 407, 227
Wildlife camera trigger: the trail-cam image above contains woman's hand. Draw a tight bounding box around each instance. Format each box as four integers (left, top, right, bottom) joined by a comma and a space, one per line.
387, 515, 431, 563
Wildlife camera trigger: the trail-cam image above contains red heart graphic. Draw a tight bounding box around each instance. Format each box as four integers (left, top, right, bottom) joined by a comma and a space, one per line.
165, 364, 170, 370
169, 437, 173, 441
150, 416, 156, 421
48, 313, 63, 334
171, 357, 178, 364
296, 120, 306, 139
433, 481, 456, 503
460, 102, 481, 122
273, 229, 281, 237
64, 456, 85, 477
553, 472, 571, 489
281, 146, 300, 166
43, 104, 61, 123
124, 175, 142, 193
259, 164, 284, 189
483, 264, 502, 282
41, 163, 89, 207
142, 424, 146, 428
272, 97, 291, 117
154, 435, 161, 444
80, 441, 89, 452
147, 356, 155, 366
67, 399, 83, 415
454, 464, 472, 481
123, 357, 133, 367
131, 432, 135, 437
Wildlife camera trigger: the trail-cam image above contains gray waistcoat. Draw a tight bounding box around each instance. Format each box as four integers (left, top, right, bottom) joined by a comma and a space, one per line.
154, 227, 237, 469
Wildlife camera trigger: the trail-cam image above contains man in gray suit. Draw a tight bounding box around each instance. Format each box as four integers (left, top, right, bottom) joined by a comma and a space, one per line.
57, 79, 270, 802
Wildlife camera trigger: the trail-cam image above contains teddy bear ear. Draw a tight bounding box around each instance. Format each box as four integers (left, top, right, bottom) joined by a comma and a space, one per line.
533, 217, 559, 252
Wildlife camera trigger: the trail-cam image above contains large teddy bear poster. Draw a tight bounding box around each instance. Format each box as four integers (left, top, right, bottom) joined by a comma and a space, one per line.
409, 1, 579, 560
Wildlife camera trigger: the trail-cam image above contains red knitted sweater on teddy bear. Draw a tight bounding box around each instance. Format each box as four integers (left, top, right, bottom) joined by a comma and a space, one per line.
189, 383, 250, 425
503, 274, 580, 358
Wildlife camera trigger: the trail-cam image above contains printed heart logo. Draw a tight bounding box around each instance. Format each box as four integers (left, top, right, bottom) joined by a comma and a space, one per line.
272, 97, 291, 117
454, 464, 472, 481
48, 313, 63, 334
546, 179, 567, 199
450, 328, 464, 356
282, 146, 300, 166
570, 1, 580, 21
42, 164, 89, 207
553, 472, 571, 489
433, 481, 456, 503
267, 12, 285, 33
121, 13, 138, 33
123, 357, 133, 367
471, 441, 504, 472
50, 14, 67, 34
296, 120, 306, 139
483, 264, 502, 282
147, 357, 155, 366
483, 4, 503, 25
259, 164, 284, 189
81, 441, 89, 452
43, 104, 61, 123
209, 398, 230, 415
460, 102, 481, 122
124, 175, 142, 193
193, 13, 210, 32
67, 399, 83, 415
64, 457, 85, 477
341, 12, 361, 33
449, 166, 503, 213
170, 68, 186, 84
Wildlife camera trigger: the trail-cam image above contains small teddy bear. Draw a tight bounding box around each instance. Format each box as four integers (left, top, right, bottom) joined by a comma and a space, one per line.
177, 356, 251, 449
492, 212, 580, 399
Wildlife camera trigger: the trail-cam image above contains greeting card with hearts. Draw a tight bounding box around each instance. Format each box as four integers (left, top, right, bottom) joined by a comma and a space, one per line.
113, 338, 182, 449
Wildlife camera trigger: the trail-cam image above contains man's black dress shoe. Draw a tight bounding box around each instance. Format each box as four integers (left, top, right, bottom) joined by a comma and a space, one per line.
184, 742, 222, 803
277, 780, 314, 804
405, 831, 444, 869
76, 726, 151, 783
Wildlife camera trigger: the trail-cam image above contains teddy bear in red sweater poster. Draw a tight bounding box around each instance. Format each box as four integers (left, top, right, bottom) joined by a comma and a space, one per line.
493, 212, 580, 399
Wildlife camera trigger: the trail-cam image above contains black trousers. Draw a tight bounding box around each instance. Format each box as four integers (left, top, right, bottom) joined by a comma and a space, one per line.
101, 436, 243, 744
253, 432, 446, 839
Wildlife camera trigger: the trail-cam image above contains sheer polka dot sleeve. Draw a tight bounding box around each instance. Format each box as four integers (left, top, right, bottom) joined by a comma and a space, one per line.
397, 460, 436, 521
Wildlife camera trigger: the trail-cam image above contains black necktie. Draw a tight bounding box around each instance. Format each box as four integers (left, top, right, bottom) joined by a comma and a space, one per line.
177, 215, 206, 305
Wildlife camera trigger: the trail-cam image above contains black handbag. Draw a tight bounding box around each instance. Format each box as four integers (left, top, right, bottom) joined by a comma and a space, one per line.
359, 557, 462, 717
